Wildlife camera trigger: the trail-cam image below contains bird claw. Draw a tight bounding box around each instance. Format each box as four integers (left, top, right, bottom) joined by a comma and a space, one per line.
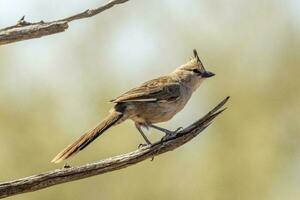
174, 127, 183, 133
160, 127, 183, 142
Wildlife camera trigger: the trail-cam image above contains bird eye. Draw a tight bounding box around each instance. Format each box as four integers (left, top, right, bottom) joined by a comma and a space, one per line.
193, 69, 200, 74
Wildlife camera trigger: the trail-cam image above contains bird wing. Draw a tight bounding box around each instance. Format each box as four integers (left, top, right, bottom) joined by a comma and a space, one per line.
111, 76, 181, 103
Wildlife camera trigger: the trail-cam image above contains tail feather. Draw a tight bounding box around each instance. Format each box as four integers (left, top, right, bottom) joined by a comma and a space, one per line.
51, 111, 123, 163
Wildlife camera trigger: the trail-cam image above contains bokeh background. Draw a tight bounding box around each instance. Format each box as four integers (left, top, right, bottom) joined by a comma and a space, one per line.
1, 0, 300, 199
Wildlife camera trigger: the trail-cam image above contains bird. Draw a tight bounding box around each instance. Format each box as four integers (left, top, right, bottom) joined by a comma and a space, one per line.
51, 49, 215, 163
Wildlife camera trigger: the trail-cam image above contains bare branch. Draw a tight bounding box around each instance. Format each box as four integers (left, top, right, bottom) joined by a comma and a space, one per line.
0, 97, 229, 199
0, 0, 130, 46
58, 0, 129, 22
0, 21, 68, 45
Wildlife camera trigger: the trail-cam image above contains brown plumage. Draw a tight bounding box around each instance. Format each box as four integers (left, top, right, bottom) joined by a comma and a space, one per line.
111, 76, 181, 103
51, 111, 123, 163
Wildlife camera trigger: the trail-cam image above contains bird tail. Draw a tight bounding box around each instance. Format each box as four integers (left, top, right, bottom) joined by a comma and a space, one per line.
51, 111, 123, 163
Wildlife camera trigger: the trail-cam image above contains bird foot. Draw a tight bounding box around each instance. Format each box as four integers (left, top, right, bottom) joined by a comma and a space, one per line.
173, 127, 183, 133
160, 127, 183, 142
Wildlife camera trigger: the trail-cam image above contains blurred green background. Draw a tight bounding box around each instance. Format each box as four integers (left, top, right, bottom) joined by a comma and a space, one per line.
0, 0, 300, 199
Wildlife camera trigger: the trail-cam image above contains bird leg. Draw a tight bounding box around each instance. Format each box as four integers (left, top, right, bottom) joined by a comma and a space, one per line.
135, 123, 152, 147
149, 124, 183, 141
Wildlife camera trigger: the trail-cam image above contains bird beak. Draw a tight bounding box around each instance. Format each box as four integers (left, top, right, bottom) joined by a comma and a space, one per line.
202, 71, 215, 78
193, 49, 215, 78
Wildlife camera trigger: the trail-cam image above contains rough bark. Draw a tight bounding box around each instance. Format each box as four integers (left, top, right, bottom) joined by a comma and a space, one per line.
0, 96, 229, 199
0, 0, 130, 45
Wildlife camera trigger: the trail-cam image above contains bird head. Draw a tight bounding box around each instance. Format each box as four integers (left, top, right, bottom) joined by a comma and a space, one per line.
173, 49, 215, 91
178, 49, 215, 78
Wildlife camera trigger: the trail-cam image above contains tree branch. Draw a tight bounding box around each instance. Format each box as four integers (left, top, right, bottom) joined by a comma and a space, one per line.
0, 96, 229, 199
0, 0, 130, 46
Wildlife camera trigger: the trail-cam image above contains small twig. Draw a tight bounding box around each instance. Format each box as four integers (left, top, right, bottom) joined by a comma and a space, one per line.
57, 0, 129, 23
0, 0, 130, 45
0, 96, 229, 199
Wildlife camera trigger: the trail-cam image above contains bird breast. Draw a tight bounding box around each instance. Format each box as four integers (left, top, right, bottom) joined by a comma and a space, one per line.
126, 86, 192, 124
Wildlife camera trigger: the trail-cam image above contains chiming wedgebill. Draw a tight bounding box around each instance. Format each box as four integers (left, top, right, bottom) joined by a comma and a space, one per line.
51, 49, 215, 163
